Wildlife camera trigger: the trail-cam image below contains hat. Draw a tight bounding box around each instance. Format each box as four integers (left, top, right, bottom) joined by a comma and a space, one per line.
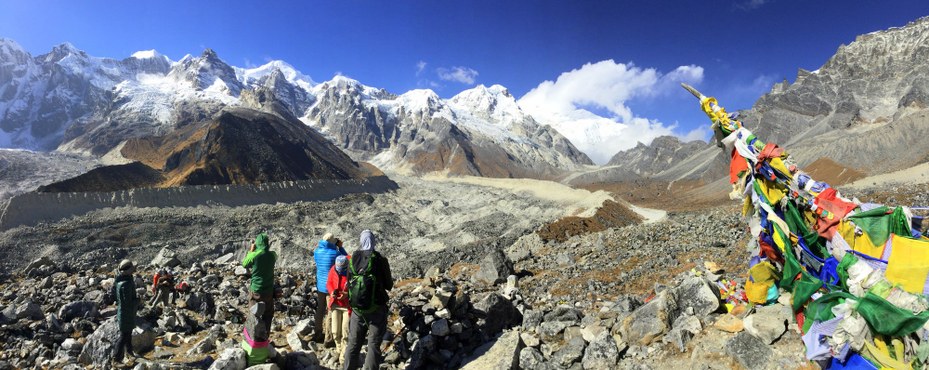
119, 259, 134, 271
323, 232, 335, 243
335, 255, 348, 268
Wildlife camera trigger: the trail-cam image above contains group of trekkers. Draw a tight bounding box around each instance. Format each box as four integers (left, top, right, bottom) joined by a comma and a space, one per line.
110, 229, 393, 370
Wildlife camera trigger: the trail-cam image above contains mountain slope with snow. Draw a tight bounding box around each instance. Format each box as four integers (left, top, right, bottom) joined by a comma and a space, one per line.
0, 40, 591, 179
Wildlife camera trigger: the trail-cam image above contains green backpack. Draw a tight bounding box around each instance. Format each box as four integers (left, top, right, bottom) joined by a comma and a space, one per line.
348, 254, 378, 313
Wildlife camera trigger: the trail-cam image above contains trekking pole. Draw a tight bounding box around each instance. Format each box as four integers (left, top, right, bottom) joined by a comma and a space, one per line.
381, 324, 409, 353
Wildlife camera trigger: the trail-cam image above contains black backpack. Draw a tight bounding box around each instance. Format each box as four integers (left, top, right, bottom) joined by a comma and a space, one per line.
348, 254, 378, 313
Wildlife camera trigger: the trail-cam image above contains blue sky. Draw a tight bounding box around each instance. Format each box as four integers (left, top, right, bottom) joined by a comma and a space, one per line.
2, 0, 928, 161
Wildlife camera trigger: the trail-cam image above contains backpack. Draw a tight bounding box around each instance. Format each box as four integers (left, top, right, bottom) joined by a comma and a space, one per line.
347, 254, 378, 313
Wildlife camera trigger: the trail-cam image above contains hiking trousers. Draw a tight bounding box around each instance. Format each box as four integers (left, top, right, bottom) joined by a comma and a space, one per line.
113, 328, 134, 362
343, 305, 388, 370
314, 291, 328, 342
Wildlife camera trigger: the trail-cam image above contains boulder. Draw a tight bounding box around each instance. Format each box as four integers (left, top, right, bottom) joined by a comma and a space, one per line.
474, 293, 522, 335
150, 247, 181, 268
286, 330, 306, 352
742, 305, 789, 345
78, 319, 120, 367
24, 256, 55, 276
294, 319, 313, 336
15, 300, 43, 321
619, 291, 675, 345
582, 332, 619, 369
474, 249, 514, 285
208, 347, 247, 370
131, 325, 158, 354
553, 336, 587, 367
518, 347, 547, 370
663, 315, 701, 352
672, 277, 721, 319
724, 332, 773, 369
460, 331, 523, 370
543, 305, 583, 325
58, 301, 99, 321
215, 253, 236, 265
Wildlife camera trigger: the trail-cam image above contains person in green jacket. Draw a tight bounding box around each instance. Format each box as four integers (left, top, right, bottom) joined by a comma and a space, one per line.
113, 259, 138, 367
242, 232, 277, 329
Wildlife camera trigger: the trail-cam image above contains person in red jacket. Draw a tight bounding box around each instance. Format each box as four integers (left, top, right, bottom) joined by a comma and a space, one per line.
327, 255, 351, 363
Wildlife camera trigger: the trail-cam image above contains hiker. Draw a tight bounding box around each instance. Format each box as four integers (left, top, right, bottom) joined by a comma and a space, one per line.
242, 232, 277, 329
313, 232, 347, 343
327, 255, 352, 362
149, 268, 176, 308
343, 229, 393, 370
112, 259, 138, 368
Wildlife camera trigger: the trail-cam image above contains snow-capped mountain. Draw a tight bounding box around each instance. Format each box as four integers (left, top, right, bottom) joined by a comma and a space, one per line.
302, 79, 592, 178
0, 38, 590, 179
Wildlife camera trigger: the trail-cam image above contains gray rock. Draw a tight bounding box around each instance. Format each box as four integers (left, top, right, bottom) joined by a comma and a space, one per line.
474, 293, 522, 335
431, 318, 450, 336
724, 332, 773, 369
58, 301, 99, 321
78, 319, 120, 367
287, 330, 306, 351
214, 253, 236, 265
132, 325, 157, 354
294, 318, 312, 336
582, 333, 619, 369
234, 266, 249, 276
474, 248, 514, 285
461, 330, 524, 370
284, 351, 318, 370
518, 347, 547, 370
672, 277, 720, 319
15, 300, 43, 320
543, 305, 582, 325
539, 321, 570, 343
743, 305, 788, 345
521, 309, 543, 329
619, 291, 674, 345
150, 247, 181, 268
663, 315, 702, 352
209, 347, 247, 370
553, 336, 586, 367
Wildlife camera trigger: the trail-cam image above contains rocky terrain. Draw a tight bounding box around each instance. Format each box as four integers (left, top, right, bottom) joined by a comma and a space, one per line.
0, 149, 101, 199
6, 170, 921, 369
581, 16, 929, 194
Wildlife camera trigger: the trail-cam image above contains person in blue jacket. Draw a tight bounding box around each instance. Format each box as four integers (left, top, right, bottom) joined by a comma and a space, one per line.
313, 232, 347, 343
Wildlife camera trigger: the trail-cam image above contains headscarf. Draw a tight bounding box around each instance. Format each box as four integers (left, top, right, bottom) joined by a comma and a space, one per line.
359, 229, 376, 251
334, 255, 348, 274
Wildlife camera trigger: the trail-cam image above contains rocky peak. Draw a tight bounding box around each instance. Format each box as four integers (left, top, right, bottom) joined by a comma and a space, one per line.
0, 38, 32, 64
167, 48, 243, 95
38, 42, 86, 63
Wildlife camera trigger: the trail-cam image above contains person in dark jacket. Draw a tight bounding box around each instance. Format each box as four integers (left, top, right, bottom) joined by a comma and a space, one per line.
242, 232, 277, 329
313, 232, 347, 343
343, 229, 393, 370
113, 259, 138, 367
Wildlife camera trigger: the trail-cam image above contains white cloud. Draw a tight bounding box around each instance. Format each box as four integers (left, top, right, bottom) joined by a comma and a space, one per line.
518, 60, 704, 164
737, 0, 769, 10
416, 61, 427, 76
437, 66, 479, 84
